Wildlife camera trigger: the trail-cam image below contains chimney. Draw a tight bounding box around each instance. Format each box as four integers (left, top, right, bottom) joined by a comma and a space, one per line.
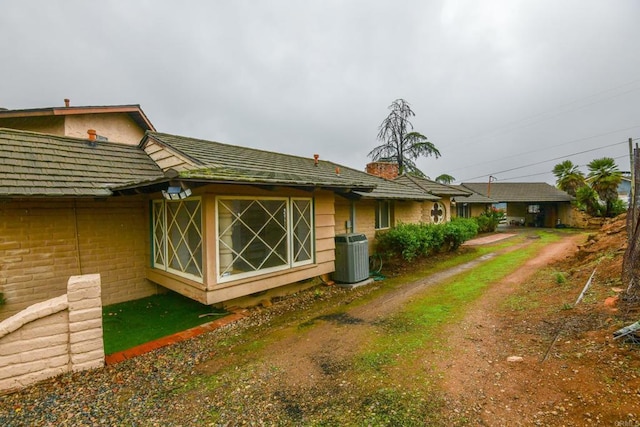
313, 154, 319, 166
64, 98, 70, 107
87, 129, 97, 141
366, 161, 399, 180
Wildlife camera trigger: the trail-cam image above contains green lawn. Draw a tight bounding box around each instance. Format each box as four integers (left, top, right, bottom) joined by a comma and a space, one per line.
102, 292, 228, 355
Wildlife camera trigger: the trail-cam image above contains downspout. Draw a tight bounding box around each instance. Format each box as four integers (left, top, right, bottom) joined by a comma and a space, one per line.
350, 200, 356, 233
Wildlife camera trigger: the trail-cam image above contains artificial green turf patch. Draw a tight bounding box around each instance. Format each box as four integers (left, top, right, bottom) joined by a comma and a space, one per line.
102, 292, 228, 355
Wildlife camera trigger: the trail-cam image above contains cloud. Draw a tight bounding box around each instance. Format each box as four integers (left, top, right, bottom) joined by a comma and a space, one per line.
1, 0, 639, 183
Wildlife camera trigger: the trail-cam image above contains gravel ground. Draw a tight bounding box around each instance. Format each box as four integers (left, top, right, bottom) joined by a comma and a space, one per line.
0, 285, 362, 426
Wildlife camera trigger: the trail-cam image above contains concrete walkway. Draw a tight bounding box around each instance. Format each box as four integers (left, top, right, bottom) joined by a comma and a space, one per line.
463, 233, 517, 246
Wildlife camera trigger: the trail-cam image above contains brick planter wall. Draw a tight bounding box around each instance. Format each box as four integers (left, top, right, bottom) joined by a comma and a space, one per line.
0, 274, 104, 393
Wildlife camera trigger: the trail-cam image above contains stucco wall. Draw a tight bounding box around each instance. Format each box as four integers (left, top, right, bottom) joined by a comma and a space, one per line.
65, 113, 146, 145
0, 198, 158, 321
0, 116, 66, 136
470, 204, 489, 217
0, 274, 104, 393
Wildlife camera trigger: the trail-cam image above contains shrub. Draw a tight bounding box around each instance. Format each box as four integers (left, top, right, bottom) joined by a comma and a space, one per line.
609, 198, 627, 217
575, 186, 603, 216
376, 223, 424, 262
475, 214, 498, 233
375, 219, 478, 262
0, 292, 5, 307
442, 218, 479, 250
474, 209, 503, 233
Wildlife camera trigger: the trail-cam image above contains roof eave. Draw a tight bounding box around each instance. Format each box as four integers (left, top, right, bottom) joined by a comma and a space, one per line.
110, 176, 376, 195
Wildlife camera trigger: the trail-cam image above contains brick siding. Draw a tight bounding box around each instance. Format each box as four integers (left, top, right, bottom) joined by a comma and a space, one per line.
0, 198, 158, 321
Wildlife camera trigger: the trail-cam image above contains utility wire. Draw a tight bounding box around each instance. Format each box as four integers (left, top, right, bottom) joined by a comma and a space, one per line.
498, 154, 630, 182
446, 125, 640, 175
445, 78, 640, 153
460, 138, 637, 182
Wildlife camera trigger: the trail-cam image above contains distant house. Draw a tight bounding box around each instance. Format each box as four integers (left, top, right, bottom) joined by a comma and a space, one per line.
448, 186, 496, 218
0, 99, 155, 145
618, 172, 631, 204
461, 182, 574, 227
0, 121, 437, 320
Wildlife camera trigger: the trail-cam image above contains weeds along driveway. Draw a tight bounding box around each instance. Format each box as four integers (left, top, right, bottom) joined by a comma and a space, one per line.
0, 229, 576, 426
172, 229, 568, 424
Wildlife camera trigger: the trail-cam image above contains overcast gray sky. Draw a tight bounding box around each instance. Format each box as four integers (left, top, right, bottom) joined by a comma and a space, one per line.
1, 1, 639, 184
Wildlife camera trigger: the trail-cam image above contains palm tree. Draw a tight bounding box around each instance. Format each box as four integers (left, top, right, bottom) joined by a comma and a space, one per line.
552, 160, 585, 197
435, 174, 455, 184
587, 157, 622, 217
368, 99, 440, 176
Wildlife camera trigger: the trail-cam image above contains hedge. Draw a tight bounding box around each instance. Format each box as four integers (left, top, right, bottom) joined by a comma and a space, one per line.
375, 218, 479, 262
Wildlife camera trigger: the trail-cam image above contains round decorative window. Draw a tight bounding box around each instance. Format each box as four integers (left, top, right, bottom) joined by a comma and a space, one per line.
431, 202, 446, 224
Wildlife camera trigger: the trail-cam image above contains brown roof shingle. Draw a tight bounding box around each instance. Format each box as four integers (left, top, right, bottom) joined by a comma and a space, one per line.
395, 175, 472, 197
145, 132, 437, 201
461, 182, 573, 202
0, 128, 164, 197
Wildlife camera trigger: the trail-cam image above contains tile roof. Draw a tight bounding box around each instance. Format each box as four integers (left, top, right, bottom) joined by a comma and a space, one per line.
461, 182, 574, 202
0, 128, 164, 197
449, 185, 496, 204
395, 174, 472, 197
145, 132, 436, 201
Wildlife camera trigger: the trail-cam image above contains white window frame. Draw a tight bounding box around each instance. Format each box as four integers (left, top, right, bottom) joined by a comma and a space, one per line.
216, 196, 314, 283
291, 197, 315, 267
152, 197, 204, 283
375, 200, 391, 230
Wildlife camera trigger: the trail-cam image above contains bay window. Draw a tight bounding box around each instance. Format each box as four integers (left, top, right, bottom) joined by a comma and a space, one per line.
152, 198, 203, 282
217, 197, 314, 282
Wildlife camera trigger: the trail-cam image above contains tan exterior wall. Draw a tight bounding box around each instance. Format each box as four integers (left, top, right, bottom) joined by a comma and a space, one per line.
74, 198, 158, 305
395, 200, 423, 225
470, 204, 489, 217
0, 197, 158, 321
146, 186, 337, 306
354, 200, 377, 252
65, 113, 146, 145
0, 274, 104, 393
334, 197, 421, 253
421, 197, 452, 223
334, 198, 353, 235
0, 116, 65, 136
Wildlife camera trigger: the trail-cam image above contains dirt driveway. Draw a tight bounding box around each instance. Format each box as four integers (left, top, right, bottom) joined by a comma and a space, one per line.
189, 230, 640, 425
3, 228, 638, 426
